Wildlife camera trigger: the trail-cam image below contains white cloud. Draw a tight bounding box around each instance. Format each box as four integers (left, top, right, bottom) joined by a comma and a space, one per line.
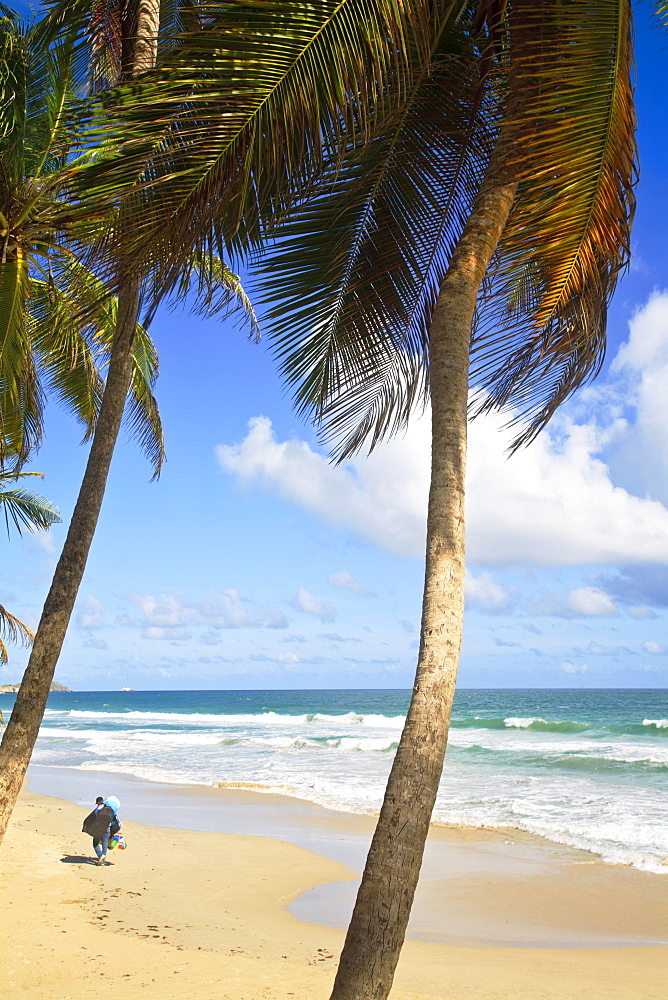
217, 415, 428, 558
131, 590, 287, 631
291, 586, 336, 622
641, 640, 666, 654
538, 586, 618, 618
77, 595, 104, 629
609, 291, 668, 499
465, 571, 512, 613
561, 661, 588, 674
627, 606, 658, 619
565, 587, 618, 617
142, 626, 191, 641
216, 294, 668, 568
329, 570, 369, 595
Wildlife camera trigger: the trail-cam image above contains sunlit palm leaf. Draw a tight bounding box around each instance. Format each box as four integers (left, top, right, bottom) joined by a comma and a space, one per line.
471, 0, 637, 446
0, 469, 61, 535
0, 604, 35, 664
0, 252, 42, 465
258, 11, 496, 457
262, 0, 636, 458
1, 9, 166, 473
76, 0, 457, 297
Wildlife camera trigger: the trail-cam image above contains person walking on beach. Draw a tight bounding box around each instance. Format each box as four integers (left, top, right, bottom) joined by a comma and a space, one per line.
82, 796, 121, 866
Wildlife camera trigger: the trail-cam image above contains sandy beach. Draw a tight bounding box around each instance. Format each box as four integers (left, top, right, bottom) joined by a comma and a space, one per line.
0, 769, 666, 1000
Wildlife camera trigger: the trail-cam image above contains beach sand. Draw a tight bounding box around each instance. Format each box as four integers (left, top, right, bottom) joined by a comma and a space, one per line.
1, 774, 666, 1000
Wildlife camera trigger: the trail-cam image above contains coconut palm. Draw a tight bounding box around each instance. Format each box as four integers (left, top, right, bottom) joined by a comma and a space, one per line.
251, 2, 639, 997
0, 468, 60, 664
0, 0, 259, 843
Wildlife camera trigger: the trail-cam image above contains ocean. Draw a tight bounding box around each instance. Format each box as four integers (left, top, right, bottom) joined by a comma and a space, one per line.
3, 687, 666, 874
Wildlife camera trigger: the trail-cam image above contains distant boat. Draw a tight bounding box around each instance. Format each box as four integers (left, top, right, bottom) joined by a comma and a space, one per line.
120, 687, 133, 692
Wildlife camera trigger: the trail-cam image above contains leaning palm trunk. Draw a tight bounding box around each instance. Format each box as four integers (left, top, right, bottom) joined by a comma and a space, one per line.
329, 154, 518, 1000
0, 1, 160, 845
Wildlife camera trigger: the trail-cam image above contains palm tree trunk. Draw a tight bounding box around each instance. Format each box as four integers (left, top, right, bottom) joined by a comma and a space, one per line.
328, 155, 518, 1000
0, 1, 160, 846
0, 282, 139, 841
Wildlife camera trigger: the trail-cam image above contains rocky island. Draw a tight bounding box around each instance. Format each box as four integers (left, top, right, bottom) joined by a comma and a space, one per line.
0, 681, 72, 693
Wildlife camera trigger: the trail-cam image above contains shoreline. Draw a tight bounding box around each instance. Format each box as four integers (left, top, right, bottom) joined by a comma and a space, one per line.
26, 763, 668, 949
2, 780, 666, 1000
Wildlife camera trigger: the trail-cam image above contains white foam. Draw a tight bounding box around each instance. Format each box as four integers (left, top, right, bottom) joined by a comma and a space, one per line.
503, 717, 546, 728
643, 719, 668, 729
53, 708, 406, 729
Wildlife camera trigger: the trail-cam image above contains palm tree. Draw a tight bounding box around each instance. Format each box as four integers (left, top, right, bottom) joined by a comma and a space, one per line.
251, 3, 639, 997
0, 0, 258, 843
0, 468, 60, 664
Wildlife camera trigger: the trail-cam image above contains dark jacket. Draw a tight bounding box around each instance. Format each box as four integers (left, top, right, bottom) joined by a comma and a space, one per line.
82, 804, 115, 839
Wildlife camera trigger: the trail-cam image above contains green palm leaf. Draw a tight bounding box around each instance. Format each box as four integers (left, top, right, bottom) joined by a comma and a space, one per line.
0, 603, 35, 665
0, 468, 61, 535
1, 9, 166, 474
75, 0, 458, 297
257, 10, 494, 456
471, 0, 637, 446
0, 251, 42, 465
255, 0, 636, 458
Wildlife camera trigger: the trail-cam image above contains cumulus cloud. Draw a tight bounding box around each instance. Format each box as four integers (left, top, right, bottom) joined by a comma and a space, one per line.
131, 590, 287, 631
143, 626, 191, 641
641, 640, 666, 654
561, 661, 588, 674
608, 291, 668, 500
329, 570, 369, 595
565, 586, 619, 617
217, 367, 668, 568
77, 595, 104, 629
291, 586, 336, 622
217, 415, 429, 558
465, 571, 513, 613
538, 586, 619, 618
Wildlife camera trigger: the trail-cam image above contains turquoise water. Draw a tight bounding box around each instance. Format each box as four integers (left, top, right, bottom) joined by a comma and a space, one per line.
3, 687, 666, 872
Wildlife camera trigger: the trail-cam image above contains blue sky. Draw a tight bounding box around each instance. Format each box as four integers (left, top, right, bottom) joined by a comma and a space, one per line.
2, 7, 668, 691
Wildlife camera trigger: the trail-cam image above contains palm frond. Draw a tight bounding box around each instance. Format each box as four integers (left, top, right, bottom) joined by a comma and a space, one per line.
257, 11, 496, 457
270, 0, 636, 459
46, 253, 166, 476
0, 602, 34, 664
169, 250, 259, 340
0, 250, 43, 465
0, 469, 61, 535
74, 0, 458, 296
29, 271, 103, 435
470, 0, 637, 447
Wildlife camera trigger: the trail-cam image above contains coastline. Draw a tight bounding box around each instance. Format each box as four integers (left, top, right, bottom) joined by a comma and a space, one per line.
2, 771, 667, 1000
24, 763, 668, 948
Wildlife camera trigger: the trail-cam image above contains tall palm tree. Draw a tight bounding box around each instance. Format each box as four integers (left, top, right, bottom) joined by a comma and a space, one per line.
0, 468, 60, 664
252, 2, 638, 997
0, 0, 258, 843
